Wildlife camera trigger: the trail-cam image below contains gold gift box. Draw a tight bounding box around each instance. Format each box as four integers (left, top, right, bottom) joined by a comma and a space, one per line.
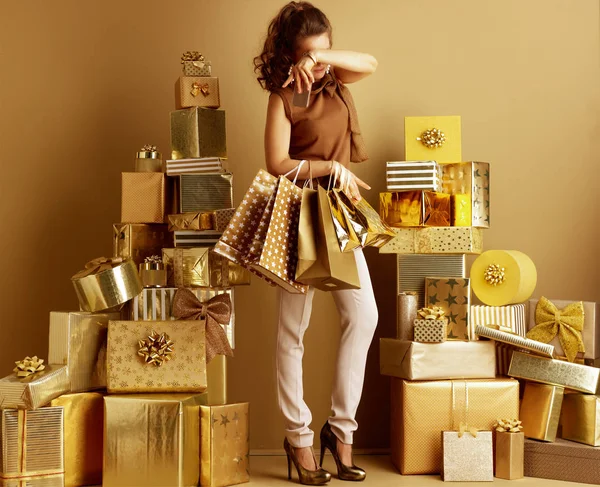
470, 304, 527, 340
520, 382, 564, 442
48, 311, 120, 392
131, 287, 235, 349
0, 365, 69, 410
496, 431, 524, 480
168, 212, 215, 231
560, 393, 600, 446
182, 60, 212, 77
508, 351, 600, 394
404, 116, 462, 163
425, 277, 471, 340
106, 320, 207, 393
170, 107, 227, 160
138, 261, 167, 287
379, 191, 450, 227
103, 393, 208, 487
200, 403, 250, 487
176, 77, 220, 109
135, 147, 162, 172
413, 319, 447, 343
441, 161, 490, 228
0, 408, 64, 480
49, 392, 103, 487
121, 172, 167, 224
206, 354, 228, 406
113, 223, 172, 266
379, 227, 483, 254
380, 338, 496, 380
390, 378, 519, 475
179, 173, 233, 213
441, 430, 493, 481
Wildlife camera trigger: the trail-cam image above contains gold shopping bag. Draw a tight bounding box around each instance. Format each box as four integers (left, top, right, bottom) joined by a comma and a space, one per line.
327, 189, 361, 253
295, 187, 319, 279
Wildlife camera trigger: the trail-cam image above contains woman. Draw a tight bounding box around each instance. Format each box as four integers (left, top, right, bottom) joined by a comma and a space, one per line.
254, 2, 379, 484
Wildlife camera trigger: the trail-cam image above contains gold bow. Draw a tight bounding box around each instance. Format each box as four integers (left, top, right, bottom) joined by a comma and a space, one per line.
416, 128, 446, 148
191, 82, 210, 97
417, 306, 446, 320
72, 257, 124, 279
138, 331, 174, 367
458, 422, 478, 438
14, 356, 46, 378
140, 144, 157, 152
494, 418, 523, 433
526, 296, 585, 363
484, 263, 505, 286
144, 255, 163, 265
172, 289, 233, 362
181, 51, 205, 64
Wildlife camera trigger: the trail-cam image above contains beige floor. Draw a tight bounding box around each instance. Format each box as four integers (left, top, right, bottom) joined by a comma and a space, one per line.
246, 454, 575, 486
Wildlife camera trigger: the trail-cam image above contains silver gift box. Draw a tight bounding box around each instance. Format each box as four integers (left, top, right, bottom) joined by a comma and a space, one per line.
165, 157, 225, 176
386, 161, 441, 191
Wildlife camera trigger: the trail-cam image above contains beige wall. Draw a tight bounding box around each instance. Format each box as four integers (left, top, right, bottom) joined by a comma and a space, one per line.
1, 0, 598, 451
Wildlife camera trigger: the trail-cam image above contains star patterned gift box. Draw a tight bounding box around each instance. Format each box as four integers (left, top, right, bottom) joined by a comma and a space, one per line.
425, 277, 471, 340
441, 162, 490, 228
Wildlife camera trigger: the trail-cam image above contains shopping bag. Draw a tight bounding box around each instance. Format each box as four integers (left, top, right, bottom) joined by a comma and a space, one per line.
330, 189, 368, 250
327, 189, 362, 253
295, 186, 319, 278
353, 197, 396, 248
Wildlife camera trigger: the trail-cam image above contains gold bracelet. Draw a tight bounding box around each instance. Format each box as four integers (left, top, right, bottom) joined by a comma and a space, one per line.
303, 51, 318, 65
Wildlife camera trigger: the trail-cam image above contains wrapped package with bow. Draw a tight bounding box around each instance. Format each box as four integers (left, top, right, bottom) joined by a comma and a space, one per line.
165, 157, 225, 176
380, 226, 483, 254
559, 393, 600, 446
385, 161, 441, 191
379, 191, 450, 227
170, 107, 227, 160
470, 304, 527, 340
48, 311, 120, 392
527, 297, 598, 361
441, 161, 490, 228
425, 277, 471, 340
71, 257, 142, 312
176, 77, 220, 109
113, 223, 172, 266
200, 403, 250, 487
0, 408, 64, 483
520, 382, 564, 442
135, 145, 163, 172
121, 172, 169, 223
103, 393, 208, 487
138, 256, 167, 287
494, 419, 524, 480
390, 378, 519, 475
49, 392, 104, 487
181, 51, 212, 76
404, 116, 462, 163
413, 306, 448, 343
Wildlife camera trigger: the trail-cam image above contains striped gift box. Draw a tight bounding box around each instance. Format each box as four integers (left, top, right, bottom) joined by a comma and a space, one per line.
470, 304, 527, 340
386, 161, 441, 191
174, 230, 223, 247
165, 157, 225, 176
179, 173, 233, 212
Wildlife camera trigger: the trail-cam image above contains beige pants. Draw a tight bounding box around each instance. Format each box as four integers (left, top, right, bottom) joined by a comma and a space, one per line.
276, 249, 378, 448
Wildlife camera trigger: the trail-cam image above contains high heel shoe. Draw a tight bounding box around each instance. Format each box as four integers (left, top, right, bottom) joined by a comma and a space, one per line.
283, 438, 331, 485
319, 421, 366, 482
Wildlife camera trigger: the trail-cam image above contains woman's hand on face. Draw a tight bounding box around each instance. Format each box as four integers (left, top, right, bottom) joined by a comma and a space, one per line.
282, 55, 316, 93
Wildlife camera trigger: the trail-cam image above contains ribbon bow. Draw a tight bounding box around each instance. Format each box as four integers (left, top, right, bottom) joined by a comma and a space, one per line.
181, 51, 205, 63
172, 289, 233, 362
416, 128, 446, 148
191, 82, 210, 97
72, 257, 124, 279
417, 306, 446, 320
138, 331, 174, 367
140, 144, 157, 152
526, 296, 585, 363
494, 418, 523, 433
144, 255, 163, 265
14, 356, 46, 378
458, 422, 478, 438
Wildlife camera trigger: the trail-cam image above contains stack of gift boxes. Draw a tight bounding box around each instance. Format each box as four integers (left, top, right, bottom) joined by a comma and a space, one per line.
0, 52, 250, 487
379, 116, 600, 483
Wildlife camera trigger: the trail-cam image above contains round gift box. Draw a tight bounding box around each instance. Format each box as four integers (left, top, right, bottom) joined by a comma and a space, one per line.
135, 149, 163, 172
470, 250, 537, 306
139, 262, 167, 288
72, 259, 143, 312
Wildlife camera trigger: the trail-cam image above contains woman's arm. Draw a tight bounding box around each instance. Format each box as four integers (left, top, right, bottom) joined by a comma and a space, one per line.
312, 49, 377, 84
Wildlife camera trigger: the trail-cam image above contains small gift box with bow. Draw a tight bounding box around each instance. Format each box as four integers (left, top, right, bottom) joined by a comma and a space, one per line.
413, 306, 448, 343
138, 255, 167, 288
404, 116, 462, 163
135, 144, 163, 172
170, 107, 227, 160
176, 77, 220, 109
425, 277, 471, 340
181, 51, 212, 76
494, 418, 524, 480
379, 190, 450, 227
441, 161, 490, 228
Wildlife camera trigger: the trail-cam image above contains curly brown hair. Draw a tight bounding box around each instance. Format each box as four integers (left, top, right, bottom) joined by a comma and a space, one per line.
254, 2, 332, 92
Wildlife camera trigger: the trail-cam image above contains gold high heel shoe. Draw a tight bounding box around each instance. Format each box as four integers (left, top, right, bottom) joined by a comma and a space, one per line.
319, 422, 366, 482
283, 438, 331, 485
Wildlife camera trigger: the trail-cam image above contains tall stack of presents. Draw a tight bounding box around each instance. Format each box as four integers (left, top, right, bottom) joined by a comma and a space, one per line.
0, 51, 598, 487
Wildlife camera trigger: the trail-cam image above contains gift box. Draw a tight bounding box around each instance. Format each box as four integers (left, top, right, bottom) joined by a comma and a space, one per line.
379, 227, 483, 254
441, 430, 493, 482
71, 258, 142, 313
178, 173, 233, 213
0, 408, 64, 482
385, 161, 441, 191
0, 475, 65, 486
441, 161, 490, 228
475, 325, 555, 358
520, 382, 564, 442
0, 364, 69, 409
425, 277, 470, 340
470, 250, 537, 306
396, 292, 417, 341
470, 304, 527, 339
138, 258, 167, 287
496, 430, 524, 480
404, 116, 462, 163
524, 438, 600, 485
390, 378, 519, 475
397, 254, 466, 309
176, 77, 220, 109
103, 393, 208, 487
496, 342, 514, 376
166, 157, 224, 176
200, 403, 250, 487
106, 320, 207, 393
135, 145, 163, 172
527, 297, 598, 361
181, 51, 212, 76
508, 351, 600, 394
560, 393, 600, 446
121, 172, 167, 224
48, 311, 120, 392
206, 354, 228, 406
413, 319, 447, 343
170, 107, 227, 160
49, 393, 103, 487
113, 223, 172, 266
174, 231, 222, 248
169, 212, 215, 231
380, 339, 496, 380
132, 287, 235, 349
379, 191, 450, 227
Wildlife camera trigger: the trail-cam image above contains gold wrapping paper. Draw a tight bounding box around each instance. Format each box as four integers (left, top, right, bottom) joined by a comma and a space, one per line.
113, 223, 172, 266
168, 212, 215, 231
121, 172, 166, 223
404, 116, 462, 163
413, 319, 447, 342
385, 160, 441, 191
470, 304, 527, 340
206, 354, 227, 406
441, 162, 490, 228
0, 365, 69, 410
106, 320, 207, 393
103, 393, 208, 487
380, 339, 496, 380
0, 408, 64, 480
49, 393, 103, 487
495, 431, 524, 480
380, 227, 483, 254
170, 107, 227, 160
48, 311, 120, 392
508, 351, 600, 394
390, 378, 519, 475
560, 393, 600, 446
396, 292, 417, 341
179, 173, 233, 213
451, 193, 472, 226
475, 325, 555, 358
381, 191, 449, 227
441, 431, 493, 481
353, 197, 395, 248
200, 403, 250, 487
139, 262, 167, 287
425, 277, 470, 340
176, 77, 220, 109
135, 147, 162, 172
520, 382, 564, 442
71, 258, 142, 313
423, 191, 450, 226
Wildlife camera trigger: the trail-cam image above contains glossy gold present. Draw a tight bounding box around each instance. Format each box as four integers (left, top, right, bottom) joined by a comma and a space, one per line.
206, 354, 228, 406
0, 365, 69, 410
113, 223, 172, 266
176, 77, 220, 109
135, 146, 162, 172
495, 431, 524, 480
560, 393, 600, 446
103, 393, 208, 487
170, 107, 227, 160
106, 320, 207, 393
379, 191, 449, 227
441, 430, 493, 481
425, 277, 471, 340
200, 403, 250, 487
121, 172, 166, 223
168, 212, 215, 231
520, 382, 564, 442
441, 161, 490, 228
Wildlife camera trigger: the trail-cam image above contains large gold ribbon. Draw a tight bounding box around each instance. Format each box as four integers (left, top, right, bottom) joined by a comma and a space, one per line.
494, 418, 523, 433
526, 296, 585, 363
72, 257, 124, 279
172, 289, 233, 363
13, 356, 45, 378
191, 82, 210, 97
